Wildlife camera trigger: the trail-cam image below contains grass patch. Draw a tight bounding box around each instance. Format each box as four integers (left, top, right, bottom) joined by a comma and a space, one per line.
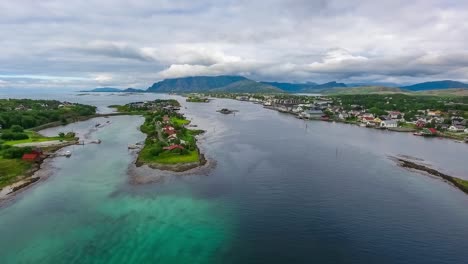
399, 122, 416, 129
441, 131, 467, 141
170, 117, 190, 126
3, 131, 65, 146
139, 146, 199, 164
0, 159, 32, 189
454, 178, 468, 189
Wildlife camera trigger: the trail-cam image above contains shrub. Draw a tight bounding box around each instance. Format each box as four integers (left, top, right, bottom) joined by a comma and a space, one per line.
1, 132, 29, 140
10, 125, 24, 133
180, 148, 189, 155
149, 145, 163, 156
2, 146, 32, 159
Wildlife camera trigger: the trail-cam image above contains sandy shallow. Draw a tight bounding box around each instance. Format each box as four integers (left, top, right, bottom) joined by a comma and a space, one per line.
128, 150, 216, 185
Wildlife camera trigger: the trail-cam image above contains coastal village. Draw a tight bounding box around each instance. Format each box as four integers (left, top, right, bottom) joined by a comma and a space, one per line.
202, 93, 468, 143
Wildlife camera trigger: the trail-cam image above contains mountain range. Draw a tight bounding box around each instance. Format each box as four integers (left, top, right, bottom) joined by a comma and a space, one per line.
147, 76, 282, 93
401, 80, 468, 91
83, 76, 468, 94
81, 87, 145, 93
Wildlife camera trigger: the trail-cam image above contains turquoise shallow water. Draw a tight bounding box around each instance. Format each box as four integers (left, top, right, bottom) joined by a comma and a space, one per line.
0, 116, 232, 264
1, 93, 468, 263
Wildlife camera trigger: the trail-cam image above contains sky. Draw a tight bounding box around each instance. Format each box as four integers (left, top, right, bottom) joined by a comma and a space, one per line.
1, 0, 468, 89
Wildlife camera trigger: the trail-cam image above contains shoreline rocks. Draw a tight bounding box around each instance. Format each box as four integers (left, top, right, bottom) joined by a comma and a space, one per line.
391, 156, 468, 195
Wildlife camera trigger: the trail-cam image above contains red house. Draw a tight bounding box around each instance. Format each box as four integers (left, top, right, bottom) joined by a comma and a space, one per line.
163, 126, 176, 135
163, 145, 185, 151
416, 120, 426, 128
22, 153, 40, 162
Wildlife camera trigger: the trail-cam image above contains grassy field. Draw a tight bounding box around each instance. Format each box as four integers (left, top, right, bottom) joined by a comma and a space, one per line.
324, 86, 407, 95
440, 131, 468, 141
416, 89, 468, 97
3, 131, 64, 146
0, 159, 32, 189
139, 146, 199, 164
170, 117, 190, 126
454, 178, 468, 189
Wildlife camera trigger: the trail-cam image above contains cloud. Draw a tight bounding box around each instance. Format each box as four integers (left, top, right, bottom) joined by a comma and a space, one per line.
64, 41, 155, 62
1, 0, 468, 88
0, 80, 7, 87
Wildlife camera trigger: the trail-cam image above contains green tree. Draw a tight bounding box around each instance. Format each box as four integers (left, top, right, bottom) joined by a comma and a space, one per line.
10, 125, 24, 133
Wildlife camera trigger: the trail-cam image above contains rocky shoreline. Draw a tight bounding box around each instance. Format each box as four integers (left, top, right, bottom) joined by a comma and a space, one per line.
0, 141, 76, 201
135, 151, 208, 172
391, 156, 468, 195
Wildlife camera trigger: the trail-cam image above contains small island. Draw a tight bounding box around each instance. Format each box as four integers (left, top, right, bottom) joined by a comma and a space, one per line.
112, 99, 206, 172
0, 99, 96, 194
392, 156, 468, 195
186, 95, 210, 103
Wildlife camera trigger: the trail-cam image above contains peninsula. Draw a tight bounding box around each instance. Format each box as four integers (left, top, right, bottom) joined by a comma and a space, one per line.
0, 99, 96, 194
111, 99, 206, 172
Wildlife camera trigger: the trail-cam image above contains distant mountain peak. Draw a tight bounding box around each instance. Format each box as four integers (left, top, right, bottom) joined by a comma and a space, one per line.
147, 75, 281, 93
402, 80, 468, 91
81, 87, 144, 92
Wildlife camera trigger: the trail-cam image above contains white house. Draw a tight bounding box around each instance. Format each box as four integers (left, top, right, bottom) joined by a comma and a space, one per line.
449, 125, 465, 132
299, 110, 323, 119
292, 106, 304, 113
380, 120, 398, 128
338, 112, 349, 120
362, 113, 375, 119
388, 111, 402, 119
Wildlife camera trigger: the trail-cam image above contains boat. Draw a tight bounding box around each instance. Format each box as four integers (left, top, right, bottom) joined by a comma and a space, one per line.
128, 144, 141, 149
65, 151, 72, 157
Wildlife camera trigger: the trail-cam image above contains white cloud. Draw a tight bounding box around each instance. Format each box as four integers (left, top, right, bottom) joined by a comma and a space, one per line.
0, 80, 7, 87
1, 0, 468, 88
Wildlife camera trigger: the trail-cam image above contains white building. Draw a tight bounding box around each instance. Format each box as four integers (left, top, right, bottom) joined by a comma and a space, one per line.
380, 120, 398, 128
449, 125, 465, 132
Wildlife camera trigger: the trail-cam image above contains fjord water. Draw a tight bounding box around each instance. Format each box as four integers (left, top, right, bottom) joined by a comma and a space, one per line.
1, 93, 468, 263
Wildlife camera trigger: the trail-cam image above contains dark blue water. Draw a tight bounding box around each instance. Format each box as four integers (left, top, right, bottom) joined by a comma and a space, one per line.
1, 92, 468, 263
186, 98, 468, 264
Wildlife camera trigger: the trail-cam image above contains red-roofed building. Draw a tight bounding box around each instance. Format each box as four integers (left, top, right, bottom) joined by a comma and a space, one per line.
164, 130, 176, 135
22, 153, 40, 162
163, 145, 185, 151
416, 120, 426, 128
388, 111, 402, 119
422, 128, 438, 136
361, 116, 374, 122
163, 126, 176, 135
